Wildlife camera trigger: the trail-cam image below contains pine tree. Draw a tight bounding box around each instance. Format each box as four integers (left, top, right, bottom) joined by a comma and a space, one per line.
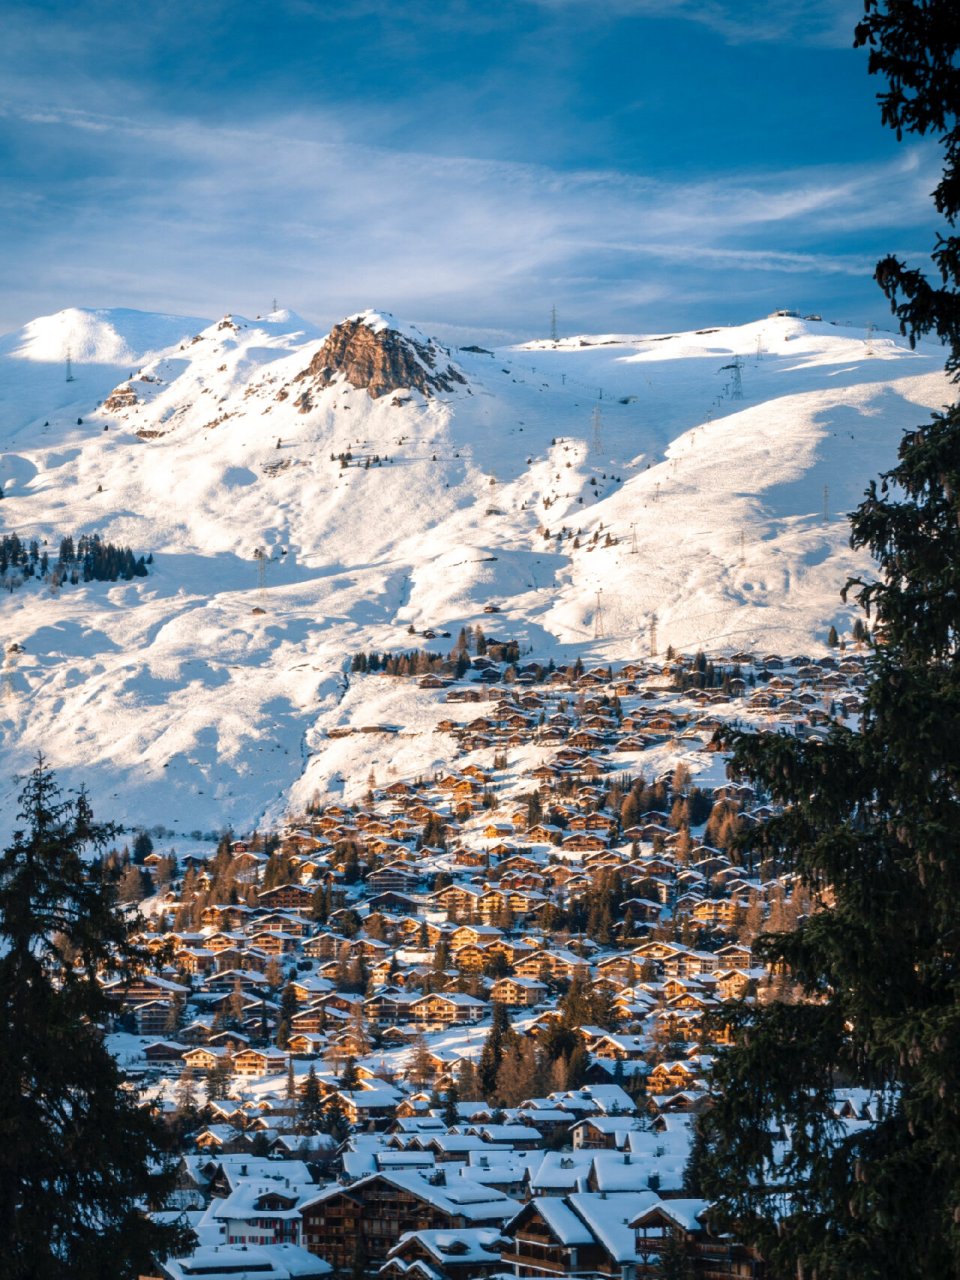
339, 1055, 360, 1090
699, 8, 960, 1277
442, 1083, 460, 1127
174, 1064, 199, 1126
408, 1033, 434, 1088
0, 759, 193, 1279
478, 1002, 517, 1099
322, 1091, 350, 1143
207, 1054, 233, 1103
264, 955, 283, 991
654, 1232, 696, 1280
297, 1064, 325, 1133
455, 1057, 482, 1101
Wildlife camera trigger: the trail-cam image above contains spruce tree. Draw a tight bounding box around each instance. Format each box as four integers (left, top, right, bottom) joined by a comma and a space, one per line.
699, 7, 960, 1277
478, 1002, 517, 1099
0, 759, 191, 1279
339, 1055, 360, 1090
442, 1083, 460, 1128
297, 1064, 325, 1133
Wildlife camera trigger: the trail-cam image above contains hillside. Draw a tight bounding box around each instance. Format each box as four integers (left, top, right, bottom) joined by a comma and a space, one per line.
0, 304, 948, 834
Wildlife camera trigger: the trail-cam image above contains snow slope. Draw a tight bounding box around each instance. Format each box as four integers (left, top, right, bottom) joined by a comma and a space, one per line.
0, 305, 947, 834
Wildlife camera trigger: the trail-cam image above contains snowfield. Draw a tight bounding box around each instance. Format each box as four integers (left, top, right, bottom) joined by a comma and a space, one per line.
0, 304, 947, 835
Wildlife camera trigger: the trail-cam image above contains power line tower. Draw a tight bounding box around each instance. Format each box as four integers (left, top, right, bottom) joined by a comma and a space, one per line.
254, 547, 268, 608
592, 405, 603, 455
649, 612, 658, 658
719, 356, 743, 400
593, 590, 605, 641
550, 305, 558, 343
65, 347, 75, 383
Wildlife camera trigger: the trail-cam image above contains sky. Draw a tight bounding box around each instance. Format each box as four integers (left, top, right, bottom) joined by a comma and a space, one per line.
0, 0, 947, 343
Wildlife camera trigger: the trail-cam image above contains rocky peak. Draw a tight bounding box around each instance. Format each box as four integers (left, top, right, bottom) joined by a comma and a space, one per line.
293, 312, 467, 402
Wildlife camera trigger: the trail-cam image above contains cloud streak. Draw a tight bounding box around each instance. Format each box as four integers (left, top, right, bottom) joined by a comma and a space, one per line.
0, 97, 942, 339
529, 0, 862, 48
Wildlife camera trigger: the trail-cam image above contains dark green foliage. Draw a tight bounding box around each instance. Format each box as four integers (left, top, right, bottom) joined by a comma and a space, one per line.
322, 1092, 350, 1143
131, 829, 153, 864
0, 531, 152, 589
442, 1083, 460, 1128
297, 1064, 325, 1133
207, 1055, 233, 1103
855, 1, 960, 371
653, 1233, 696, 1280
339, 1056, 360, 1090
699, 8, 960, 1276
0, 759, 191, 1280
262, 849, 296, 889
671, 649, 729, 692
478, 1002, 517, 1098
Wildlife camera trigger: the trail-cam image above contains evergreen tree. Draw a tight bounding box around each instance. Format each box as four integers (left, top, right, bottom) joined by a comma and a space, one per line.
131, 829, 154, 864
227, 975, 246, 1028
207, 1055, 233, 1103
117, 861, 148, 904
174, 1065, 199, 1129
455, 1057, 483, 1101
264, 955, 284, 991
478, 1002, 517, 1099
297, 1064, 325, 1133
322, 1092, 350, 1143
0, 759, 192, 1279
408, 1033, 434, 1088
565, 1042, 589, 1090
339, 1055, 360, 1090
654, 1232, 696, 1280
442, 1083, 460, 1127
699, 9, 960, 1277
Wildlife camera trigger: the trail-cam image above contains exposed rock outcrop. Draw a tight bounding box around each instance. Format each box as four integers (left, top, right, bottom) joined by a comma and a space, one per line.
293, 312, 467, 400
103, 384, 139, 412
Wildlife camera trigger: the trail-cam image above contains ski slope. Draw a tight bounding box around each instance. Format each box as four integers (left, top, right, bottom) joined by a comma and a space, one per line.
0, 304, 947, 834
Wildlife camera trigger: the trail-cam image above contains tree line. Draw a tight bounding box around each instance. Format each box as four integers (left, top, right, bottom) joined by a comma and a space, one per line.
0, 531, 151, 590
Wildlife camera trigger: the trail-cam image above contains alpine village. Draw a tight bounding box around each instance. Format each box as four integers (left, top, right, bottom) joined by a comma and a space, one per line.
110, 639, 857, 1280
6, 6, 960, 1278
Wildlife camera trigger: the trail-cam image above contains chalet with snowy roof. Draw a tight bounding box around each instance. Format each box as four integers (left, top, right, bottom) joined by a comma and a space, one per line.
631, 1198, 765, 1278
232, 1047, 289, 1077
257, 883, 316, 911
491, 975, 548, 1007
502, 1191, 656, 1279
380, 1227, 506, 1280
103, 972, 189, 1007
409, 992, 486, 1027
299, 1172, 518, 1270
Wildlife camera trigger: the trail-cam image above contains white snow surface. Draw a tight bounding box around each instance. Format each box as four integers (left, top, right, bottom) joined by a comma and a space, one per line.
0, 306, 948, 835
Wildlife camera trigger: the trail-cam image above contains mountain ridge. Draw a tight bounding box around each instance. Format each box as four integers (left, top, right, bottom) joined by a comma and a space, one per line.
0, 303, 946, 835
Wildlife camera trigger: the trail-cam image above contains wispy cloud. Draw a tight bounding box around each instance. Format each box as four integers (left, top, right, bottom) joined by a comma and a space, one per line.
0, 97, 941, 338
529, 0, 862, 47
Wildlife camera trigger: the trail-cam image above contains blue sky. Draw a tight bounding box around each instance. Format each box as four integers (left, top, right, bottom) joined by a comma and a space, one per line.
0, 0, 945, 342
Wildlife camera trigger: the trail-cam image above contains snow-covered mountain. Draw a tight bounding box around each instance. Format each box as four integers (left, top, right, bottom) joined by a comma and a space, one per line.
0, 303, 948, 834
